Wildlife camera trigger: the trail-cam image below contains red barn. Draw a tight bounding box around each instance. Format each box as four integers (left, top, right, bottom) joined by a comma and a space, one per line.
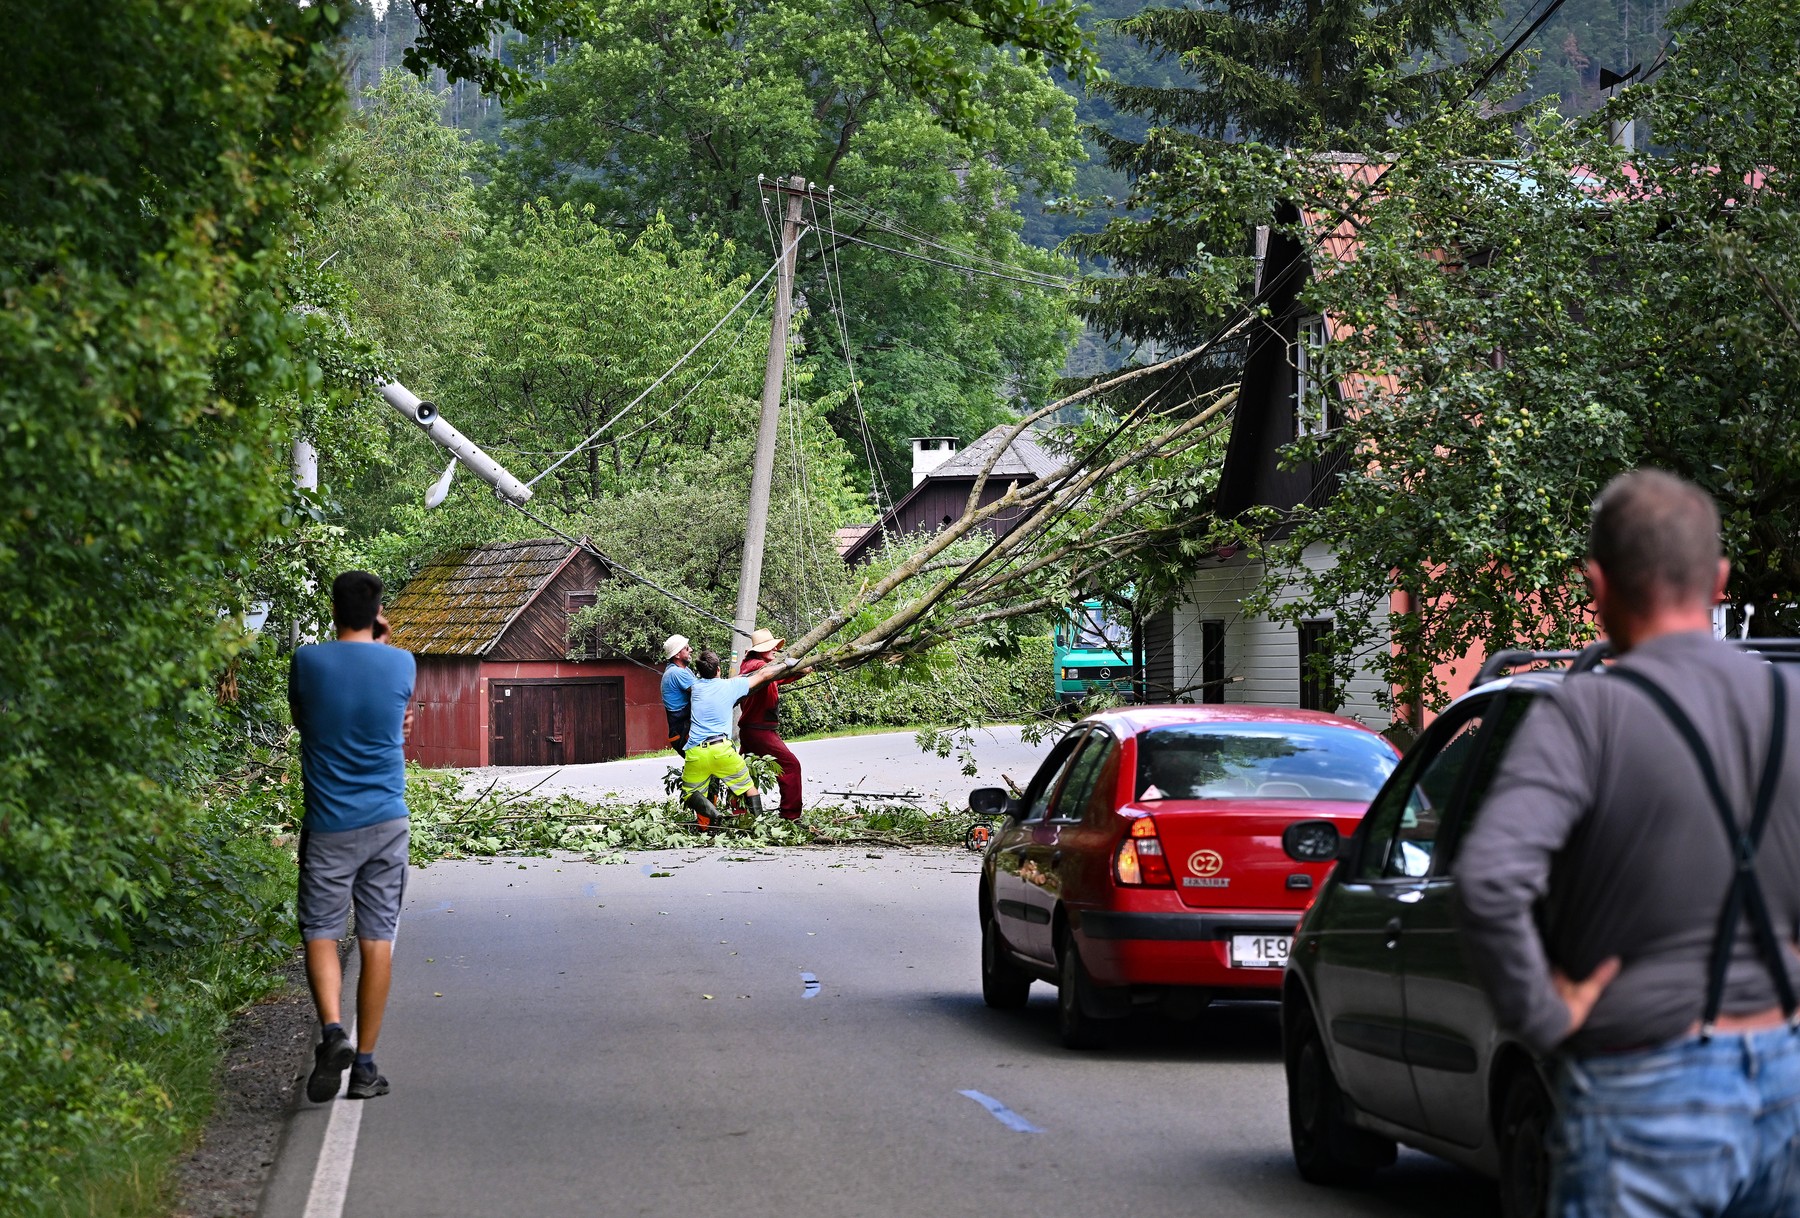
385, 539, 665, 768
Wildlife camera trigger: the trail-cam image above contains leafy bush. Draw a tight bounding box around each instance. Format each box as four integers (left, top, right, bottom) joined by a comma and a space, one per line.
0, 1, 341, 1205
406, 759, 970, 863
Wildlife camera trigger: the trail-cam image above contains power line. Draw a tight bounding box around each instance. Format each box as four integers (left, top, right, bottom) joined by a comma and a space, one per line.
827, 196, 1081, 288
610, 292, 770, 448
830, 230, 1082, 292
810, 189, 895, 516
525, 238, 799, 490
514, 501, 740, 634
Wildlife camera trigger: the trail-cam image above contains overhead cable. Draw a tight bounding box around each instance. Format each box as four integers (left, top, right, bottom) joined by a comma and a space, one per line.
828, 196, 1081, 288
838, 0, 1579, 648
514, 502, 741, 633
831, 230, 1081, 291
525, 235, 801, 490
810, 188, 895, 515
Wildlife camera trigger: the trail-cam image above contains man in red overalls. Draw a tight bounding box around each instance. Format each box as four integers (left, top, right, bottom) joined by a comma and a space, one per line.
737, 628, 803, 821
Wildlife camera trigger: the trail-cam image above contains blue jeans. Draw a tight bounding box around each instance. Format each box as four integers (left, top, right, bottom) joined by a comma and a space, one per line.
1550, 1026, 1800, 1217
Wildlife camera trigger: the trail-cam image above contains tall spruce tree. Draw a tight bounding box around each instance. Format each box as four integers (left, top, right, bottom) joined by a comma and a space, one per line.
1074, 0, 1498, 347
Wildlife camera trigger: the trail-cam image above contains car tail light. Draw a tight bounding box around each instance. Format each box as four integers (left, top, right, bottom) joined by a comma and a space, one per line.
1115, 816, 1173, 887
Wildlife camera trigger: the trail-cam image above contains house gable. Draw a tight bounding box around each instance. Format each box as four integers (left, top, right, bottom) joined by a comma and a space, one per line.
1215, 203, 1349, 521
490, 548, 610, 661
841, 423, 1056, 565
387, 539, 596, 657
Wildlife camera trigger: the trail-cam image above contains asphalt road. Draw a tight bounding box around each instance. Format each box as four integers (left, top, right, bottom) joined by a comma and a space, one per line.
476, 725, 1052, 809
263, 849, 1500, 1218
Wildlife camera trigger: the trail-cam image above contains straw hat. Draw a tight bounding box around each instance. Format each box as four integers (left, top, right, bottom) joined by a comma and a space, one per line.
662, 634, 691, 660
746, 627, 785, 654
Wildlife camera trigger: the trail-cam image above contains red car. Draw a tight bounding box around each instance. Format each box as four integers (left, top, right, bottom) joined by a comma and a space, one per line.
972, 706, 1400, 1048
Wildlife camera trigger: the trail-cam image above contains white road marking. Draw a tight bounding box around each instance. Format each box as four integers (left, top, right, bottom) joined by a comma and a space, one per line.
302, 1071, 363, 1218
301, 1014, 361, 1218
302, 925, 398, 1218
959, 1089, 1045, 1133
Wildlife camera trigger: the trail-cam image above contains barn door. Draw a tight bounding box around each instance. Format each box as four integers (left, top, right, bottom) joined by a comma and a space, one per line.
490, 682, 519, 765
490, 682, 558, 766
489, 679, 624, 766
560, 680, 625, 763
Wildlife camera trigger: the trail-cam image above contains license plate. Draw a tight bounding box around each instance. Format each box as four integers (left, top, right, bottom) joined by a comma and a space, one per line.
1229, 935, 1290, 968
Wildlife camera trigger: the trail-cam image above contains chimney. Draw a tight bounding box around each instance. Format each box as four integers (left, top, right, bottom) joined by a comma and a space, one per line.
910, 437, 959, 487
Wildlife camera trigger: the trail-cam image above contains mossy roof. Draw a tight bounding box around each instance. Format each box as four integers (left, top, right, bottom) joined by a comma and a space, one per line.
385, 539, 576, 656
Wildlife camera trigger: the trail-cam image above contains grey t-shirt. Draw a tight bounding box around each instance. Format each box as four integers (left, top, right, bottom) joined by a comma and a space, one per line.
1455, 631, 1800, 1055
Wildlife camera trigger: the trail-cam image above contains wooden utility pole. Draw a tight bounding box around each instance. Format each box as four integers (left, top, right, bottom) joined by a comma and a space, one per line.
732, 175, 808, 669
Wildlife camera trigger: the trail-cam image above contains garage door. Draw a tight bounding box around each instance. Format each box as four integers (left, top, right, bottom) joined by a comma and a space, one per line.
489, 678, 626, 766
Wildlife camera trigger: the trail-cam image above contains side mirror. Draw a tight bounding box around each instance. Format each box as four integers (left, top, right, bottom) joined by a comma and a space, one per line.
969, 787, 1013, 817
1283, 819, 1342, 864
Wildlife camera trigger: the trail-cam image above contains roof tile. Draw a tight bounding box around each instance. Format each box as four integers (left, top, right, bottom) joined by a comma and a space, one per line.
385, 539, 575, 656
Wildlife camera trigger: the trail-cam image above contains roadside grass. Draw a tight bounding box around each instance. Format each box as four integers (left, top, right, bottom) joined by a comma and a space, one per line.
407, 762, 983, 862
25, 834, 297, 1218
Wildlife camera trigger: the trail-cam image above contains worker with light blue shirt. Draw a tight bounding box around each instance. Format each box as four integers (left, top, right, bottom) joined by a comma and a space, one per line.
660, 634, 696, 754
680, 648, 788, 830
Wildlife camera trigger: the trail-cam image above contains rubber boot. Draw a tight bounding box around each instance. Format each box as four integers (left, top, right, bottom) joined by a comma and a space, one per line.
684, 791, 720, 831
744, 792, 765, 818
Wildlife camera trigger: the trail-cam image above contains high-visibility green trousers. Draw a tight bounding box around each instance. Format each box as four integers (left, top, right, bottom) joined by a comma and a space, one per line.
681, 740, 754, 798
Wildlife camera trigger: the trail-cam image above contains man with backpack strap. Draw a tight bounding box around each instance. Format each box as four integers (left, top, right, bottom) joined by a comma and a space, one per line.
1457, 469, 1800, 1217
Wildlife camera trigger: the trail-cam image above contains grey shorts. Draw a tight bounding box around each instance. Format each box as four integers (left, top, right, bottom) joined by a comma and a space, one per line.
298, 817, 409, 942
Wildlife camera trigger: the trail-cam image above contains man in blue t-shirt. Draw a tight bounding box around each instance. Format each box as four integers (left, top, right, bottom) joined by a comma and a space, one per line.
289, 570, 415, 1104
680, 649, 790, 829
660, 634, 696, 755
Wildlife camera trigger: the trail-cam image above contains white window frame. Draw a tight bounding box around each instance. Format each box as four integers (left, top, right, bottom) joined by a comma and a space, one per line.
1294, 314, 1330, 437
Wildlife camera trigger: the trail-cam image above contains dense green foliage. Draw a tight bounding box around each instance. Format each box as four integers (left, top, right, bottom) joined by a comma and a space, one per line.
490, 0, 1083, 496
0, 1, 347, 1206
1249, 0, 1800, 708
1074, 0, 1498, 350
780, 636, 1055, 737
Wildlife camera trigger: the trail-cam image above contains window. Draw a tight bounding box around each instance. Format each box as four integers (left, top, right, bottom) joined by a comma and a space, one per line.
565, 590, 599, 658
1052, 731, 1118, 820
1355, 706, 1487, 881
1073, 604, 1129, 652
1299, 619, 1336, 711
1134, 723, 1397, 803
1021, 730, 1084, 822
1294, 314, 1330, 437
1201, 620, 1226, 704
1434, 693, 1537, 871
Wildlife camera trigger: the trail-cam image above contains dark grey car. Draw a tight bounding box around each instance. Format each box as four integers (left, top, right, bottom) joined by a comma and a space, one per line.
1280, 639, 1800, 1218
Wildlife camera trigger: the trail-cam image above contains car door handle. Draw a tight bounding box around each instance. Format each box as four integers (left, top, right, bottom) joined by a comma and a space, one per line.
1384, 917, 1403, 949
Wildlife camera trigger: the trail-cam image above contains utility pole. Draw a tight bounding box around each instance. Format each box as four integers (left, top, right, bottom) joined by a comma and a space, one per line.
290, 434, 319, 649
732, 174, 807, 670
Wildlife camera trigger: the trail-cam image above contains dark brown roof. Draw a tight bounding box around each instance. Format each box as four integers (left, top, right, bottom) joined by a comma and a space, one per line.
386, 539, 579, 656
929, 425, 1060, 481
839, 425, 1059, 565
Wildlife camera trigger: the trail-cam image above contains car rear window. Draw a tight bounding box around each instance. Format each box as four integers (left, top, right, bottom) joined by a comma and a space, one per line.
1135, 724, 1398, 802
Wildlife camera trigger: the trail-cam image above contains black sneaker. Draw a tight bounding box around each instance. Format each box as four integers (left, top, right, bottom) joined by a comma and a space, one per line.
307, 1027, 356, 1102
346, 1063, 389, 1099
